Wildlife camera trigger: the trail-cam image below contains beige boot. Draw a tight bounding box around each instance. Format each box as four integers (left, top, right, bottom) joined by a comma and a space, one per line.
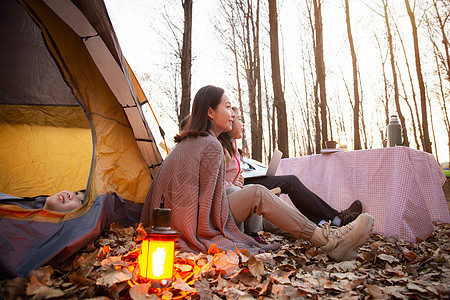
310, 227, 328, 246
320, 213, 374, 261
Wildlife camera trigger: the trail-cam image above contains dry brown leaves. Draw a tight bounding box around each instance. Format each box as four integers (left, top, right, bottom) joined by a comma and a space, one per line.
1, 222, 449, 299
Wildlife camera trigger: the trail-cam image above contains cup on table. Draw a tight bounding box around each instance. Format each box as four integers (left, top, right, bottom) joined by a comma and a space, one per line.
325, 140, 337, 149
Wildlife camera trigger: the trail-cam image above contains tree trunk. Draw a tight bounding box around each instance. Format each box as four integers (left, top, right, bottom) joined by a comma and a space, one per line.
241, 1, 259, 160
253, 0, 263, 162
264, 74, 272, 155
358, 69, 368, 149
344, 0, 361, 150
306, 1, 319, 154
268, 0, 289, 157
432, 0, 450, 83
314, 82, 321, 154
232, 34, 248, 154
426, 89, 439, 163
432, 0, 450, 166
302, 64, 313, 155
272, 105, 276, 151
396, 23, 423, 149
291, 110, 298, 157
384, 0, 408, 147
179, 0, 192, 126
374, 33, 389, 145
398, 67, 421, 149
433, 42, 450, 167
313, 0, 327, 149
404, 0, 432, 153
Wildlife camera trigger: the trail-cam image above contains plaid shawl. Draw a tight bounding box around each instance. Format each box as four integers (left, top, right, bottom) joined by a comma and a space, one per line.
140, 133, 278, 253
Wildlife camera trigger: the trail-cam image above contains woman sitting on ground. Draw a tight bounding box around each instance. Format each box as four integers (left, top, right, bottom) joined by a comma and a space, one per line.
140, 85, 374, 262
0, 190, 85, 212
218, 107, 362, 227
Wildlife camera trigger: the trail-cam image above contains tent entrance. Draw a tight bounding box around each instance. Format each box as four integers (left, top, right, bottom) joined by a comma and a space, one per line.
0, 0, 92, 197
0, 105, 92, 197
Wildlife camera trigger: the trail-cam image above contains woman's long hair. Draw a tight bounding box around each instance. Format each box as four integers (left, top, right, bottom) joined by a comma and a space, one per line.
175, 85, 224, 143
218, 131, 234, 156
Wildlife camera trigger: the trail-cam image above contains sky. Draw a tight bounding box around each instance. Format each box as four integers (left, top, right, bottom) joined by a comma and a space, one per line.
104, 0, 449, 164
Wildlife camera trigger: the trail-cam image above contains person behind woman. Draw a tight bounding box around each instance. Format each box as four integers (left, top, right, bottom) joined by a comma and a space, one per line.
219, 107, 362, 227
140, 85, 374, 261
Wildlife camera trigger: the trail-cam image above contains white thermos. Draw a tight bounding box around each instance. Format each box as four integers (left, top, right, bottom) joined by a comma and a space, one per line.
387, 115, 402, 147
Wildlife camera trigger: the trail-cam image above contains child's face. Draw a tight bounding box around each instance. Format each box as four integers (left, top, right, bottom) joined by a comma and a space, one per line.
44, 190, 84, 212
230, 109, 244, 139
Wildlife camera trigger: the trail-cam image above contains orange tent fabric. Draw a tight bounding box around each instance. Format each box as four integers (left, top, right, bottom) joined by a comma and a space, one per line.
0, 0, 162, 277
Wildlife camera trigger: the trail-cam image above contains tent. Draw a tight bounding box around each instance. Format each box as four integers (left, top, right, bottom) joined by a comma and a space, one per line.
0, 0, 163, 278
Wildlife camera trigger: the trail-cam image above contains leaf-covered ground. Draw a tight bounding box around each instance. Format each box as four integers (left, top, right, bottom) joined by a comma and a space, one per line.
1, 222, 449, 299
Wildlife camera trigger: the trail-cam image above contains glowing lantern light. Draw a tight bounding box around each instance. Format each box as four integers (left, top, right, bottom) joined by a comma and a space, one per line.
139, 194, 179, 288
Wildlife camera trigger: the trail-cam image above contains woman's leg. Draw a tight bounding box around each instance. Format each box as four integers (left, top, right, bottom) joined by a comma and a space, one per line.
244, 175, 337, 224
227, 184, 375, 261
227, 184, 317, 240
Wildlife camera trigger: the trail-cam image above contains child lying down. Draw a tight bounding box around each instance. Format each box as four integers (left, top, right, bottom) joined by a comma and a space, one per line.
0, 190, 85, 212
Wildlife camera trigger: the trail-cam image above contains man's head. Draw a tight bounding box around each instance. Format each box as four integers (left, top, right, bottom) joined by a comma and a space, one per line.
43, 190, 85, 212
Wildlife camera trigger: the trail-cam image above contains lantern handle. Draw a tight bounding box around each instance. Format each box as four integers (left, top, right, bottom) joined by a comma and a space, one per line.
160, 193, 165, 208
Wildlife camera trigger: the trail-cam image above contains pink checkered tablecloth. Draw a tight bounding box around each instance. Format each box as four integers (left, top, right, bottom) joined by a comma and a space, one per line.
277, 146, 450, 242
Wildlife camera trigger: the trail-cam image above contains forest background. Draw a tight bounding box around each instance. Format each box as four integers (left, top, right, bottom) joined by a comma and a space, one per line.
105, 0, 449, 168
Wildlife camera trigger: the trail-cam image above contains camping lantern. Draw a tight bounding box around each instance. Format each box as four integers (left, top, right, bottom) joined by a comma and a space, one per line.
138, 195, 179, 288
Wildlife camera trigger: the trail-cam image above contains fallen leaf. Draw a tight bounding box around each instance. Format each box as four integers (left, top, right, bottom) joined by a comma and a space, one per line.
339, 260, 357, 272
365, 284, 385, 299
101, 256, 122, 267
291, 280, 317, 294
197, 262, 214, 277
248, 257, 265, 280
28, 266, 54, 285
344, 278, 365, 291
403, 250, 419, 262
2, 277, 26, 299
273, 284, 304, 298
407, 282, 428, 294
98, 245, 110, 259
207, 244, 221, 255
129, 284, 151, 300
270, 269, 293, 284
172, 277, 194, 292
361, 250, 375, 261
69, 269, 95, 285
134, 224, 147, 243
98, 238, 116, 246
109, 281, 129, 299
216, 276, 236, 291
258, 278, 273, 296
174, 264, 192, 272
96, 268, 132, 287
377, 253, 398, 263
109, 222, 135, 238
194, 277, 214, 300
237, 248, 251, 263
74, 249, 101, 271
254, 252, 273, 264
26, 275, 43, 296
27, 286, 64, 299
211, 250, 239, 276
229, 268, 258, 286
223, 286, 248, 298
